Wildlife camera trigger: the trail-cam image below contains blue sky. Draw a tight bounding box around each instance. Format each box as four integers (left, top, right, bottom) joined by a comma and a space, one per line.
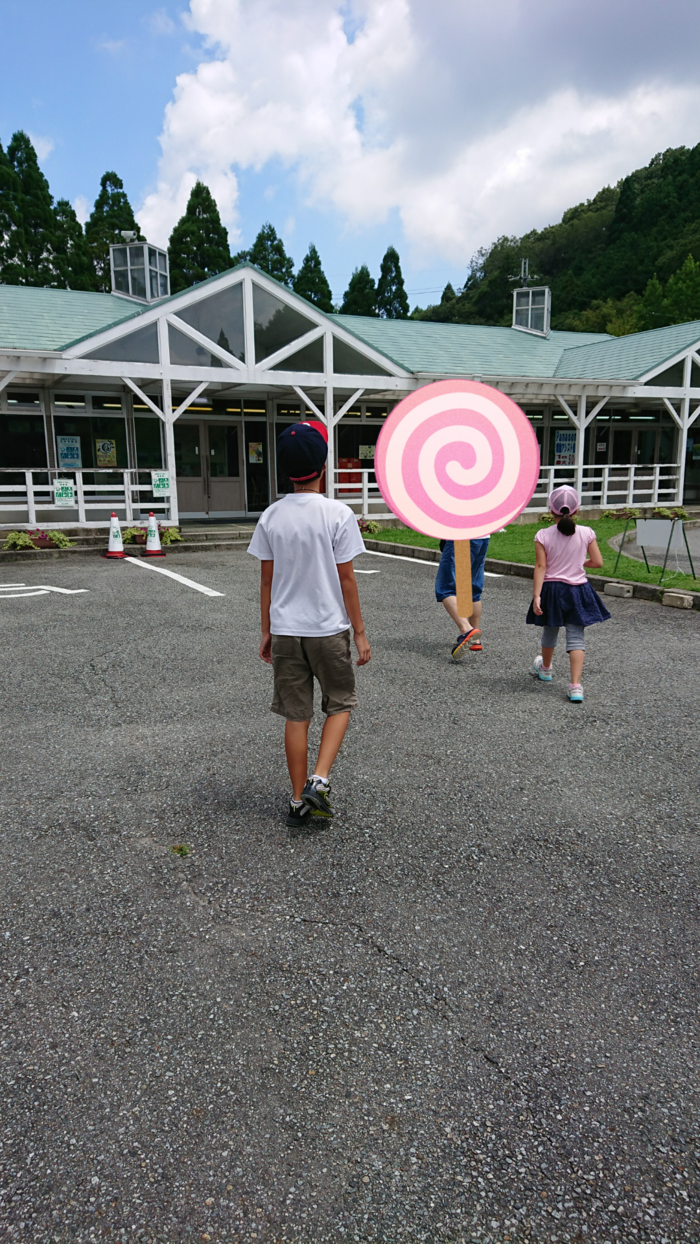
3, 1, 700, 310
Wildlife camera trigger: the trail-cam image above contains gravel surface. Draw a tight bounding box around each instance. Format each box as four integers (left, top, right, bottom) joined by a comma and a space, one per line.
1, 550, 699, 1244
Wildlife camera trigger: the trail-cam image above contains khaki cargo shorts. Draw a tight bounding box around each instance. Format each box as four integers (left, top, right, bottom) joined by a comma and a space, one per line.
270, 630, 358, 721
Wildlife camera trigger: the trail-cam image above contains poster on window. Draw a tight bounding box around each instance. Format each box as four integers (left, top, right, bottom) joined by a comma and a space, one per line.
554, 430, 577, 466
359, 445, 375, 459
95, 438, 117, 467
56, 435, 82, 470
151, 470, 171, 495
248, 442, 263, 464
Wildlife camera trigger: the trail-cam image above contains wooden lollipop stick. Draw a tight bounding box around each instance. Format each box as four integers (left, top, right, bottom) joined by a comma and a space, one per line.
454, 539, 473, 621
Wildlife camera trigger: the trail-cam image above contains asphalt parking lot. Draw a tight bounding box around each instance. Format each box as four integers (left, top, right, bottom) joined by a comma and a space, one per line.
1, 547, 699, 1244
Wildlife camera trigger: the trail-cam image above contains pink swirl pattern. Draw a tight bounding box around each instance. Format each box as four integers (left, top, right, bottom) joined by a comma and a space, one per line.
375, 380, 540, 539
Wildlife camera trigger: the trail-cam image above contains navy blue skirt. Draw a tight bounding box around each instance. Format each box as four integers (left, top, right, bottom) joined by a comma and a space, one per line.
526, 579, 611, 628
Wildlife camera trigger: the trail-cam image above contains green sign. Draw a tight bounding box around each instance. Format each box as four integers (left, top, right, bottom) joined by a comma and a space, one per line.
54, 479, 75, 507
151, 470, 171, 496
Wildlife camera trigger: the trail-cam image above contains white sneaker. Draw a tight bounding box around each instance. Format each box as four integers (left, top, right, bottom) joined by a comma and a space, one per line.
530, 655, 553, 682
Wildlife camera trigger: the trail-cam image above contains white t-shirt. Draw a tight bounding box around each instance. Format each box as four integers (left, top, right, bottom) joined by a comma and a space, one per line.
247, 493, 366, 636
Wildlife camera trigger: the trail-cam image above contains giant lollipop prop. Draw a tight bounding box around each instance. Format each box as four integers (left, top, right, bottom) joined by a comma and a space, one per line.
375, 380, 540, 617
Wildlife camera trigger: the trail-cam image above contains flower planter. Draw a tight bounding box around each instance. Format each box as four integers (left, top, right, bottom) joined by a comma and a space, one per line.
31, 537, 54, 549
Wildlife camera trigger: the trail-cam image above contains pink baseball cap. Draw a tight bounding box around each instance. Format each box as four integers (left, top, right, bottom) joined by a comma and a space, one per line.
549, 485, 579, 515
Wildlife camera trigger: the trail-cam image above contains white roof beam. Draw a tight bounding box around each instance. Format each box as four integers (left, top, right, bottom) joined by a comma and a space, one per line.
0, 369, 18, 395
122, 377, 166, 422
661, 397, 683, 428
292, 386, 326, 423
165, 315, 246, 371
257, 325, 325, 371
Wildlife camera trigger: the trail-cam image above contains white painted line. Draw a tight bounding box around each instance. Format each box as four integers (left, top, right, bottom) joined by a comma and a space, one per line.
124, 555, 225, 597
355, 569, 380, 574
0, 583, 28, 588
36, 586, 89, 594
360, 549, 504, 577
363, 549, 436, 565
0, 589, 50, 598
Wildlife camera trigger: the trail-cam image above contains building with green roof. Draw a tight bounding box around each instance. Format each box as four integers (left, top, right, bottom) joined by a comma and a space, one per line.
0, 253, 698, 526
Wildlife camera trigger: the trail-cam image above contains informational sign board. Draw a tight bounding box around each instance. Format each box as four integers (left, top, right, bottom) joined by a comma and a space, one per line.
150, 470, 171, 496
54, 479, 76, 507
359, 445, 375, 459
248, 442, 263, 464
56, 435, 82, 470
554, 430, 577, 466
95, 438, 117, 467
636, 519, 686, 551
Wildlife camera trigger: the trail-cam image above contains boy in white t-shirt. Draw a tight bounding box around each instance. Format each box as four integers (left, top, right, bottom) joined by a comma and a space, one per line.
247, 422, 371, 827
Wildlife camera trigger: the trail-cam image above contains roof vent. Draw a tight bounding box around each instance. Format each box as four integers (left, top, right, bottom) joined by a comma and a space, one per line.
110, 240, 170, 303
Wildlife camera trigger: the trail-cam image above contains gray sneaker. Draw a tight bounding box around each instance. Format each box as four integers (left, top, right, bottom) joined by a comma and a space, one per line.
530, 655, 553, 682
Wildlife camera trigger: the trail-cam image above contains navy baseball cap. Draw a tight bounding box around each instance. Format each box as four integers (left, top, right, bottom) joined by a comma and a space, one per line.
277, 421, 328, 482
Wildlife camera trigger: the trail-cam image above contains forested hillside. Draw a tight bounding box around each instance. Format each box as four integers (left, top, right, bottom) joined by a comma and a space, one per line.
413, 143, 700, 335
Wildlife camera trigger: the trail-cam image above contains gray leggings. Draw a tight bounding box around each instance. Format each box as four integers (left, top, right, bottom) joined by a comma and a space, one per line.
542, 623, 585, 651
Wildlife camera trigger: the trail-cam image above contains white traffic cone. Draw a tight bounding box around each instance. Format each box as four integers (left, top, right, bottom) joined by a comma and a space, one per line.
141, 511, 165, 558
103, 512, 126, 559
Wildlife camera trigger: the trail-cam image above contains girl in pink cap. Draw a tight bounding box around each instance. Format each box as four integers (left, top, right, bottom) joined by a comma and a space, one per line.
526, 486, 609, 702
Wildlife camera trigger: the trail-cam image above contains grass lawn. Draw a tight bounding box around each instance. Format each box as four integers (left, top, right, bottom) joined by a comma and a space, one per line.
370, 519, 700, 594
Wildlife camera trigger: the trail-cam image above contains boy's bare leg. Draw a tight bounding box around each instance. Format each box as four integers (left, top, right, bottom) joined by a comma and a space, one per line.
285, 720, 310, 801
313, 711, 351, 780
441, 596, 482, 634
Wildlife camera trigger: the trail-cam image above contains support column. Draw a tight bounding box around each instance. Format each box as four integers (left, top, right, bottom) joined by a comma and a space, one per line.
678, 354, 692, 504
157, 318, 179, 526
326, 379, 335, 500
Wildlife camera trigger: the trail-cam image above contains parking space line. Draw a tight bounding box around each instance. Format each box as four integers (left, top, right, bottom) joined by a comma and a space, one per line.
362, 549, 502, 576
124, 556, 225, 597
0, 589, 50, 598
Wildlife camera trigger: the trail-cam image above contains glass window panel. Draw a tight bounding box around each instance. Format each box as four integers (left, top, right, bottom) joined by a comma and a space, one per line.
252, 284, 315, 362
244, 420, 269, 510
7, 391, 40, 406
333, 337, 391, 376
113, 269, 129, 294
130, 267, 146, 300
148, 249, 158, 268
91, 416, 128, 469
0, 414, 47, 468
691, 361, 700, 388
531, 289, 545, 306
645, 362, 685, 387
208, 425, 240, 477
92, 395, 123, 411
275, 422, 297, 494
159, 273, 169, 297
112, 246, 128, 269
515, 291, 530, 308
270, 336, 324, 372
128, 245, 146, 269
515, 308, 529, 327
158, 252, 168, 273
365, 405, 388, 418
53, 416, 127, 471
86, 323, 159, 364
212, 399, 242, 415
135, 417, 163, 469
53, 394, 85, 408
531, 307, 545, 332
149, 270, 159, 299
276, 403, 301, 419
174, 284, 245, 362
168, 324, 223, 368
174, 424, 201, 477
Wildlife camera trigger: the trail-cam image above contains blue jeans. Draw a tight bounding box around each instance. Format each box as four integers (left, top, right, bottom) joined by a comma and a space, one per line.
435, 538, 490, 604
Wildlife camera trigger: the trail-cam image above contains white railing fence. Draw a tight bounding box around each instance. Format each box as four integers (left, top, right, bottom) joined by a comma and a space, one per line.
334, 463, 682, 519
527, 462, 681, 511
0, 468, 172, 529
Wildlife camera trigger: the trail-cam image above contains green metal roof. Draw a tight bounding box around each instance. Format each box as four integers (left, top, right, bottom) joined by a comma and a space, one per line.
0, 285, 144, 351
2, 277, 699, 385
555, 319, 700, 380
333, 315, 610, 378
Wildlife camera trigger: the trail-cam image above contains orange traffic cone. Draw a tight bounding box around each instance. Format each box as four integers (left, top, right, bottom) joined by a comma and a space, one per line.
141, 511, 166, 558
103, 512, 126, 558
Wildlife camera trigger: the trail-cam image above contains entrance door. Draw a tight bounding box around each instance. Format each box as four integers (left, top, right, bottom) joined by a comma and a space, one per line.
174, 422, 205, 515
205, 423, 244, 515
175, 422, 245, 516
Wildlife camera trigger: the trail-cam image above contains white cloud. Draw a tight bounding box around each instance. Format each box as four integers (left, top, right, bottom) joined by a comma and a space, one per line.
97, 38, 127, 55
73, 195, 90, 226
28, 133, 54, 162
149, 8, 176, 35
136, 0, 700, 264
